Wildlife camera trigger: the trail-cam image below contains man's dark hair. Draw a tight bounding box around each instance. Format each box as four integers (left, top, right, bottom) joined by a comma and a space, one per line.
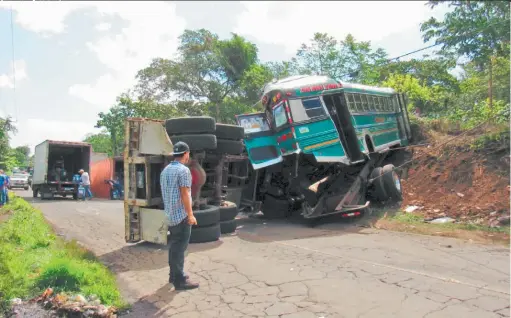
173, 153, 185, 159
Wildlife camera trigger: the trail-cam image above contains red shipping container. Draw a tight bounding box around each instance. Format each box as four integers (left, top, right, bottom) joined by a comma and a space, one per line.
90, 157, 124, 199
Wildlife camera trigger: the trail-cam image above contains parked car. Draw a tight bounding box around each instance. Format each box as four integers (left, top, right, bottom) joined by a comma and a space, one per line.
9, 173, 30, 190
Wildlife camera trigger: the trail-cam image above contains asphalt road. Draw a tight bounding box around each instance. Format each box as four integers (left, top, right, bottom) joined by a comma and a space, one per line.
18, 189, 510, 318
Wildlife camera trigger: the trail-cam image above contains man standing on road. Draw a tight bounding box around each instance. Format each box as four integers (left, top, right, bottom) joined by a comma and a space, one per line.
160, 141, 199, 290
78, 169, 92, 200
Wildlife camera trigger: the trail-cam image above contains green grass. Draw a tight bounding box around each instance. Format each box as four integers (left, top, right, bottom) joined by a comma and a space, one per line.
390, 210, 510, 233
0, 195, 126, 313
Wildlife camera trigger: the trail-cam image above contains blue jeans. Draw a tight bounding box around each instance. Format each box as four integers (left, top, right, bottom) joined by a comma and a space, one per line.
168, 218, 191, 283
82, 185, 93, 200
0, 187, 5, 205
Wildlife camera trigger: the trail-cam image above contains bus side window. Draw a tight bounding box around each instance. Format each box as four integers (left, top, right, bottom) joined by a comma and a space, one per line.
383, 97, 389, 112
393, 96, 399, 112
360, 94, 368, 112
346, 93, 355, 112
389, 97, 395, 112
377, 97, 384, 112
353, 94, 362, 112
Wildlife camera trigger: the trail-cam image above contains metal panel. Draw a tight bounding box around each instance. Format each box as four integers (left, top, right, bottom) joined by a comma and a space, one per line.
140, 208, 168, 245
33, 141, 49, 184
139, 120, 173, 156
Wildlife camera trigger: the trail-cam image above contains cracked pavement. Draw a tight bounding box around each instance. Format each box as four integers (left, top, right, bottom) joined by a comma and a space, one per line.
22, 191, 510, 318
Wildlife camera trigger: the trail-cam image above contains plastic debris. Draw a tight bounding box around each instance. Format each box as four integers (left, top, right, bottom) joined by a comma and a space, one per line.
405, 205, 422, 213
427, 217, 455, 224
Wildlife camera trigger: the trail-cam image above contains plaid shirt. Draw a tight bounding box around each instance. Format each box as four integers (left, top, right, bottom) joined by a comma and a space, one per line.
160, 161, 192, 226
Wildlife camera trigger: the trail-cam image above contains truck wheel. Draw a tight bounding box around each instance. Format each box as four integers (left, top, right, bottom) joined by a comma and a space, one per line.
32, 188, 39, 198
220, 219, 237, 234
165, 116, 216, 135
190, 224, 221, 243
193, 205, 220, 227
219, 200, 238, 221
215, 124, 244, 140
381, 164, 403, 202
169, 134, 217, 151
215, 139, 244, 155
261, 194, 289, 219
24, 186, 29, 191
369, 167, 388, 202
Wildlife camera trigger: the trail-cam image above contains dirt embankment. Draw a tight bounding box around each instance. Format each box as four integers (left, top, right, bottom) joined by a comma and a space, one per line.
400, 126, 510, 226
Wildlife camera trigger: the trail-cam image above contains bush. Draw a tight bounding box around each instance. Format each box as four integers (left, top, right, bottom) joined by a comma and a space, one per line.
0, 196, 125, 312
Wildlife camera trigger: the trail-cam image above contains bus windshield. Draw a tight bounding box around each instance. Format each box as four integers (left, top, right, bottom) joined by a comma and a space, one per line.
273, 102, 287, 128
238, 113, 270, 134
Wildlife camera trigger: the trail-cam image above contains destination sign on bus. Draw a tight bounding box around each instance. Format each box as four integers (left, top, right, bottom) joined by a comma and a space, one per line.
299, 82, 342, 93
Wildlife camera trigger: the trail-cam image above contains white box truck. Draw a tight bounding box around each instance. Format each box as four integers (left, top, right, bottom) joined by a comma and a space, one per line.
32, 140, 92, 200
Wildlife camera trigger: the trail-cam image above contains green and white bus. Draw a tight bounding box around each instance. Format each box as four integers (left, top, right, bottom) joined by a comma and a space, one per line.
236, 75, 413, 220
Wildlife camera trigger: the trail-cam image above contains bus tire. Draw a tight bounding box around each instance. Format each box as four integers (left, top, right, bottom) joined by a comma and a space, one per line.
165, 116, 216, 135
215, 139, 244, 155
169, 134, 217, 151
215, 124, 244, 140
261, 194, 289, 219
369, 167, 388, 202
219, 200, 238, 221
192, 205, 220, 227
220, 219, 237, 234
381, 164, 403, 202
190, 224, 221, 243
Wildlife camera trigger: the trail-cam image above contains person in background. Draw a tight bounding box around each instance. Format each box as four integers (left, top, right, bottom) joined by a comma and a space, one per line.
78, 169, 93, 200
4, 173, 10, 204
0, 170, 6, 207
160, 141, 199, 290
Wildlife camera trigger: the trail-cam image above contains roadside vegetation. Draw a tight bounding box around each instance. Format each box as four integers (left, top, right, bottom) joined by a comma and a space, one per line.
0, 195, 125, 314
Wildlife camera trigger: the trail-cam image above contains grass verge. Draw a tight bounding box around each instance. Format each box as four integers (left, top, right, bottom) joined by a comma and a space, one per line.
370, 208, 510, 246
0, 195, 126, 314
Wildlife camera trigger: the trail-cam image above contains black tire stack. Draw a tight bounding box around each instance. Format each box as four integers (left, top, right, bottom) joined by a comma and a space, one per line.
164, 117, 245, 242
165, 117, 217, 151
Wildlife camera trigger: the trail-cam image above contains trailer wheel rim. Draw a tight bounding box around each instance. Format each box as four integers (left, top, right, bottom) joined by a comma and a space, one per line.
392, 171, 401, 192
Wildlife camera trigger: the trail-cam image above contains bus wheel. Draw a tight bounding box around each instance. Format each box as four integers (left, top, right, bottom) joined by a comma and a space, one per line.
261, 194, 289, 219
369, 167, 388, 202
381, 164, 403, 202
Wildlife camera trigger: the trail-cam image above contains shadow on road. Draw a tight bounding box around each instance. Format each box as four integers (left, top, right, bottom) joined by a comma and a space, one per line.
120, 284, 178, 317
99, 240, 223, 274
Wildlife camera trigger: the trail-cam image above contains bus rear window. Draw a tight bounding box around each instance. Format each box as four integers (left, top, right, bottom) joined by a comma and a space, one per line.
288, 97, 326, 122
238, 114, 270, 134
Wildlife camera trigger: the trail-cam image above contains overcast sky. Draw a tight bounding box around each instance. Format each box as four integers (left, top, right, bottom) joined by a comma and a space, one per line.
0, 1, 449, 153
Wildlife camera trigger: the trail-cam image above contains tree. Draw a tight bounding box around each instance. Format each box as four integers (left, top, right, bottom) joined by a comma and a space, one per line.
12, 146, 30, 167
135, 29, 261, 121
291, 33, 387, 84
84, 132, 112, 156
421, 0, 511, 107
0, 117, 19, 171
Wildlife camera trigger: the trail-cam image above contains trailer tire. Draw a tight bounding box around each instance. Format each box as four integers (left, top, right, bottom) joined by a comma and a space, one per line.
169, 134, 217, 151
261, 194, 289, 219
190, 224, 221, 243
381, 164, 403, 202
369, 167, 388, 202
193, 205, 220, 227
220, 219, 237, 234
165, 116, 216, 135
215, 124, 244, 140
215, 139, 244, 155
219, 200, 238, 221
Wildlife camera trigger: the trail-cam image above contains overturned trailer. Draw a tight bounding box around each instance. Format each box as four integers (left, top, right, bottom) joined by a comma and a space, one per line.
235, 75, 413, 220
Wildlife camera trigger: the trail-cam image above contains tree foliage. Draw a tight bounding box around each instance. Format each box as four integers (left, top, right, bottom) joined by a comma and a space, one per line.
93, 3, 510, 151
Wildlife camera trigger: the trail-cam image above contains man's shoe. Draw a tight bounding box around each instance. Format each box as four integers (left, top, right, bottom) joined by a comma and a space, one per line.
169, 274, 189, 284
174, 279, 199, 290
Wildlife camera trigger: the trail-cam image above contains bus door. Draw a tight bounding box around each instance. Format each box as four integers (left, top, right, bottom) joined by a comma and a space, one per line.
287, 97, 348, 163
236, 112, 282, 170
322, 92, 365, 163
271, 101, 298, 156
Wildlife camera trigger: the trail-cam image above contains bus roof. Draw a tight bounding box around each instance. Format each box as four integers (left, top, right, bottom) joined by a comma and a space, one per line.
262, 75, 396, 97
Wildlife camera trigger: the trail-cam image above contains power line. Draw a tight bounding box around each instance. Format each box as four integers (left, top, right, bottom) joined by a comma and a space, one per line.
9, 5, 18, 123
